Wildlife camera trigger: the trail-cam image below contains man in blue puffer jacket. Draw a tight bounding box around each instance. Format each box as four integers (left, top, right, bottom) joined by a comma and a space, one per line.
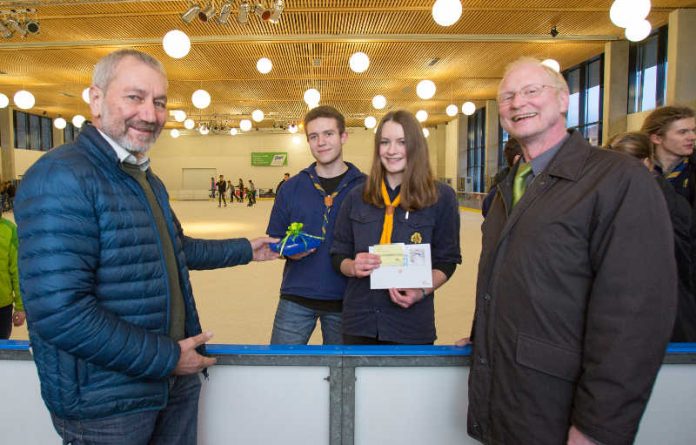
14, 49, 278, 444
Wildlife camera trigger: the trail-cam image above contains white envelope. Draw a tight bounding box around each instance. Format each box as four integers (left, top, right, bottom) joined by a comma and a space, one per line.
369, 243, 433, 289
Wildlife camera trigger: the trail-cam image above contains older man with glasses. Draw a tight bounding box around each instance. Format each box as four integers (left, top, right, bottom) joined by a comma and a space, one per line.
467, 57, 677, 445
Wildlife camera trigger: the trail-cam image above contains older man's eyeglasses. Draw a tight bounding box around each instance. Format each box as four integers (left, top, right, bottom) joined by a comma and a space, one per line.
498, 84, 556, 105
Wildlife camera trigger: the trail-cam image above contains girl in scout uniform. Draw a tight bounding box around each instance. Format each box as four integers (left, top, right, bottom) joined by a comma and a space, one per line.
331, 110, 461, 344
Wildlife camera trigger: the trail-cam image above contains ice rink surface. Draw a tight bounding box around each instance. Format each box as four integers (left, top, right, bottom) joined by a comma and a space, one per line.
7, 199, 482, 345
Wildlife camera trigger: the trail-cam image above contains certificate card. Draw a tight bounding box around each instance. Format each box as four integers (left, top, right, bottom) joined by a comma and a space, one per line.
369, 243, 433, 289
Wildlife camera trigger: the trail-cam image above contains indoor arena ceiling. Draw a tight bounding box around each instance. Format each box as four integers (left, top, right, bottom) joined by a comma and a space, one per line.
0, 0, 695, 131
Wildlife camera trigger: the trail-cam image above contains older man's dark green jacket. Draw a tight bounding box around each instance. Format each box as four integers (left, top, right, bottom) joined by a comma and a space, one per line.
468, 130, 677, 445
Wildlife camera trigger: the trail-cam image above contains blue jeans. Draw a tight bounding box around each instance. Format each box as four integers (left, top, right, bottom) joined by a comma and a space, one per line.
51, 374, 202, 445
270, 298, 343, 345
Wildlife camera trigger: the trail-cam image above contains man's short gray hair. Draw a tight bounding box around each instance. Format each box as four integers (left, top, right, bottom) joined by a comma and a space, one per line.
500, 57, 569, 95
92, 49, 167, 90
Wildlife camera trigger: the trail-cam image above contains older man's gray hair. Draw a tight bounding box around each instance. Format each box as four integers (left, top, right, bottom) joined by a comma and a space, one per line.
92, 49, 167, 90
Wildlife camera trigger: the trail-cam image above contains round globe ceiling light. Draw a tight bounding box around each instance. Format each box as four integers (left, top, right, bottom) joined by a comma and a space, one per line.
170, 129, 181, 138
303, 88, 320, 107
416, 110, 428, 122
257, 57, 273, 74
541, 59, 561, 73
288, 124, 298, 134
82, 87, 90, 104
349, 51, 370, 73
240, 119, 253, 132
446, 104, 458, 117
423, 128, 430, 138
625, 19, 652, 42
0, 93, 9, 108
462, 101, 476, 116
251, 109, 265, 122
192, 89, 211, 109
372, 95, 387, 110
184, 118, 195, 130
416, 80, 436, 100
230, 128, 238, 136
364, 116, 377, 129
54, 117, 67, 129
432, 0, 463, 27
72, 114, 86, 128
14, 90, 35, 110
163, 29, 191, 59
610, 0, 651, 29
172, 110, 187, 122
199, 125, 209, 135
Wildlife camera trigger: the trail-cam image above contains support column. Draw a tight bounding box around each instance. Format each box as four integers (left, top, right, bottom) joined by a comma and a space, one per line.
667, 9, 696, 109
602, 40, 629, 143
484, 100, 499, 189
53, 121, 65, 148
443, 118, 458, 189
0, 107, 15, 180
457, 115, 469, 192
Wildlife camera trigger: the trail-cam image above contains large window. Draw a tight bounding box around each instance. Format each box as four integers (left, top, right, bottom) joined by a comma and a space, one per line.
13, 110, 53, 151
467, 108, 486, 193
497, 126, 510, 170
563, 55, 604, 146
628, 25, 667, 114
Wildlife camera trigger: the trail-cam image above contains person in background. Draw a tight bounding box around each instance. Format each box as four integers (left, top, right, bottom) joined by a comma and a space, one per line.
0, 182, 7, 212
642, 106, 696, 204
276, 172, 290, 195
5, 181, 15, 211
0, 207, 23, 339
247, 179, 256, 207
642, 106, 696, 337
607, 131, 695, 341
216, 174, 227, 207
228, 179, 234, 203
209, 176, 216, 199
266, 106, 364, 345
331, 110, 461, 345
237, 178, 245, 202
13, 49, 278, 444
467, 57, 676, 445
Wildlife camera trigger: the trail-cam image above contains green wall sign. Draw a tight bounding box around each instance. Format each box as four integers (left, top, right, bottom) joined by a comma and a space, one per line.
251, 152, 288, 166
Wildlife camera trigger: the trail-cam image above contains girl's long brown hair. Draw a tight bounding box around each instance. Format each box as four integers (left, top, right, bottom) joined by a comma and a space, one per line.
363, 110, 438, 210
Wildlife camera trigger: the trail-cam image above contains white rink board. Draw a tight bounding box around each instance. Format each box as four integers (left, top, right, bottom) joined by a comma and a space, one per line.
0, 358, 694, 444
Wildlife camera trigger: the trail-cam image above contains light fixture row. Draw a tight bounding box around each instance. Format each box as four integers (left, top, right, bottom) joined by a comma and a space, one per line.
431, 0, 653, 41
609, 0, 652, 42
2, 87, 474, 135
181, 0, 284, 26
159, 29, 501, 116
361, 101, 476, 130
170, 116, 301, 138
0, 8, 40, 39
52, 115, 85, 130
0, 90, 36, 110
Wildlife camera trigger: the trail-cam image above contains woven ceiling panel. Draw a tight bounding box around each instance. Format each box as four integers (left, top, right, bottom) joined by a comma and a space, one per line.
0, 0, 693, 128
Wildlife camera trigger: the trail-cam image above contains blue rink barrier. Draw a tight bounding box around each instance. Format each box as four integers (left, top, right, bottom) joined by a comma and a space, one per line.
1, 341, 695, 444
206, 343, 473, 356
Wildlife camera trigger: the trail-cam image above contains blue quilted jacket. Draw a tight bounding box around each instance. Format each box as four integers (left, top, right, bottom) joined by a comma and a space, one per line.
14, 125, 253, 420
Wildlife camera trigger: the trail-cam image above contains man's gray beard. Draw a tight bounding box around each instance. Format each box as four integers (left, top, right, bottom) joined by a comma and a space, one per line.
114, 133, 154, 156
100, 108, 161, 156
104, 123, 162, 156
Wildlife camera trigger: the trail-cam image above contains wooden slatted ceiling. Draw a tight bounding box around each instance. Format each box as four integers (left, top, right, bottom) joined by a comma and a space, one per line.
0, 1, 694, 129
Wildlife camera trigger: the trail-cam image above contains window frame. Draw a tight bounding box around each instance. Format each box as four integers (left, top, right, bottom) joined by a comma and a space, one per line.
13, 110, 53, 151
466, 108, 486, 193
562, 54, 605, 146
627, 25, 668, 114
